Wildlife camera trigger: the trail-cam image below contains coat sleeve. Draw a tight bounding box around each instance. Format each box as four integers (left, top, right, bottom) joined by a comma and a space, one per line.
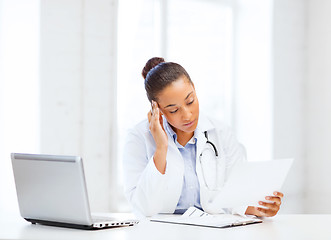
122, 126, 170, 217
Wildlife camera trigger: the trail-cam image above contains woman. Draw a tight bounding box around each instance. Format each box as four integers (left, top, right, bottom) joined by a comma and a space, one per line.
123, 57, 283, 217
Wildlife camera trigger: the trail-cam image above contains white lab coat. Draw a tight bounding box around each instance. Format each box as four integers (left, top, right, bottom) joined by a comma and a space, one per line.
123, 113, 247, 217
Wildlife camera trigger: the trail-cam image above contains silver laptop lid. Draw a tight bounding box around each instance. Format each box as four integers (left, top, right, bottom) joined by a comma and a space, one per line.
11, 153, 93, 225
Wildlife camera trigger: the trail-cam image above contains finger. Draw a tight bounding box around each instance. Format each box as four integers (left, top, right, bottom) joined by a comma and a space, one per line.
150, 101, 164, 133
153, 102, 160, 118
259, 201, 280, 211
151, 101, 156, 114
151, 107, 161, 129
149, 102, 158, 131
256, 207, 277, 217
152, 100, 158, 112
153, 106, 160, 121
147, 110, 152, 123
159, 111, 164, 129
265, 196, 282, 205
274, 191, 284, 198
253, 206, 269, 217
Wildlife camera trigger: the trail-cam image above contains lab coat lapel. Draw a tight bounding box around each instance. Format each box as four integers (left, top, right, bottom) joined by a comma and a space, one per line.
194, 113, 220, 212
195, 113, 214, 157
195, 114, 212, 187
196, 130, 206, 161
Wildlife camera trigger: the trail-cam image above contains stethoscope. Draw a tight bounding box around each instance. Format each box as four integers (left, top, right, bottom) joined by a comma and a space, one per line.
199, 131, 222, 190
201, 131, 218, 157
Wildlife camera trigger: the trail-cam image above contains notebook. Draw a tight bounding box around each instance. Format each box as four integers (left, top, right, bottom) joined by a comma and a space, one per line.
11, 153, 139, 230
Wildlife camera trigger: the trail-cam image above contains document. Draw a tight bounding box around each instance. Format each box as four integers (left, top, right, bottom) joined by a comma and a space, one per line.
150, 207, 262, 228
210, 158, 294, 208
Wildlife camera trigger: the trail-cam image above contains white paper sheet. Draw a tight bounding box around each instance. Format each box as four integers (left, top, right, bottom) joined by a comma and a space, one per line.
210, 158, 293, 208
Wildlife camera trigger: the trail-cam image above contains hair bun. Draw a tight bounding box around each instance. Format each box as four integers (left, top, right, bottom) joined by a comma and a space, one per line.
142, 57, 165, 79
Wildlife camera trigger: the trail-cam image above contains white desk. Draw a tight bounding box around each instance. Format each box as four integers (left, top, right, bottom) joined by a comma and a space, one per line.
1, 213, 331, 240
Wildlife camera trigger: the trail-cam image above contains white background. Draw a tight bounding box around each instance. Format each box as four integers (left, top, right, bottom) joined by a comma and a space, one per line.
1, 0, 331, 215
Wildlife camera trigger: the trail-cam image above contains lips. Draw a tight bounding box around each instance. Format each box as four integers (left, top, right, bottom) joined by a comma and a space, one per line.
183, 119, 195, 127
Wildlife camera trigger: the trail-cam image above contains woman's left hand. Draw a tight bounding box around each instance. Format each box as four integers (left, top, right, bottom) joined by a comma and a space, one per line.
245, 191, 284, 217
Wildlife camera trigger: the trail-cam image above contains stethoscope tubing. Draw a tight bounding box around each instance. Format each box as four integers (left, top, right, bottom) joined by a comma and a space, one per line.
199, 131, 221, 191
203, 131, 218, 157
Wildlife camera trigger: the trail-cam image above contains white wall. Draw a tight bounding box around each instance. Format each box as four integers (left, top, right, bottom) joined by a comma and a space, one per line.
235, 0, 307, 213
305, 0, 331, 213
39, 0, 119, 212
234, 0, 273, 162
2, 0, 330, 215
272, 0, 306, 213
273, 0, 331, 214
0, 0, 40, 215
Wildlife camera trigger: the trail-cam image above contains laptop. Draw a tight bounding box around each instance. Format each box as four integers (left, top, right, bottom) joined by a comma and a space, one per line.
11, 153, 139, 230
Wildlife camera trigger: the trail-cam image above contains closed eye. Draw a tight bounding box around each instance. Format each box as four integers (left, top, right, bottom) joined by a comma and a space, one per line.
170, 109, 178, 114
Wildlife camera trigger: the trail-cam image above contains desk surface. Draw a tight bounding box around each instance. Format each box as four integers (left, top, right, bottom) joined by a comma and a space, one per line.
1, 213, 331, 240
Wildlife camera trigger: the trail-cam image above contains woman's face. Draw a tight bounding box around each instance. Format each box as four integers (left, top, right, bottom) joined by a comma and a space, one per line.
156, 76, 199, 134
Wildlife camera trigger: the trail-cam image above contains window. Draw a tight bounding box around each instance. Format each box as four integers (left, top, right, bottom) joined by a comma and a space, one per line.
167, 0, 234, 124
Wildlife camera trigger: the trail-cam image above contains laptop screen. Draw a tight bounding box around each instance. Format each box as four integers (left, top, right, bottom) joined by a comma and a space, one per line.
11, 153, 93, 225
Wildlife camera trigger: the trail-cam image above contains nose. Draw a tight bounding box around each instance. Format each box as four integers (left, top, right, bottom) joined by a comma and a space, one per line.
181, 106, 192, 120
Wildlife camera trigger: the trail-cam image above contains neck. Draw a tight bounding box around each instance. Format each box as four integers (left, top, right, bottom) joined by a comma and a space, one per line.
176, 130, 194, 146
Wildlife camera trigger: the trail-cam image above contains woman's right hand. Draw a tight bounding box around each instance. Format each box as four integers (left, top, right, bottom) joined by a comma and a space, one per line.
147, 100, 168, 174
147, 101, 168, 148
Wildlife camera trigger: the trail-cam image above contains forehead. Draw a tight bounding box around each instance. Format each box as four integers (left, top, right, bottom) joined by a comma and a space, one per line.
157, 77, 194, 106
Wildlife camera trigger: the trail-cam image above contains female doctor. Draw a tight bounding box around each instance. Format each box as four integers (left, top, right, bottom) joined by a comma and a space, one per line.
123, 57, 284, 217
